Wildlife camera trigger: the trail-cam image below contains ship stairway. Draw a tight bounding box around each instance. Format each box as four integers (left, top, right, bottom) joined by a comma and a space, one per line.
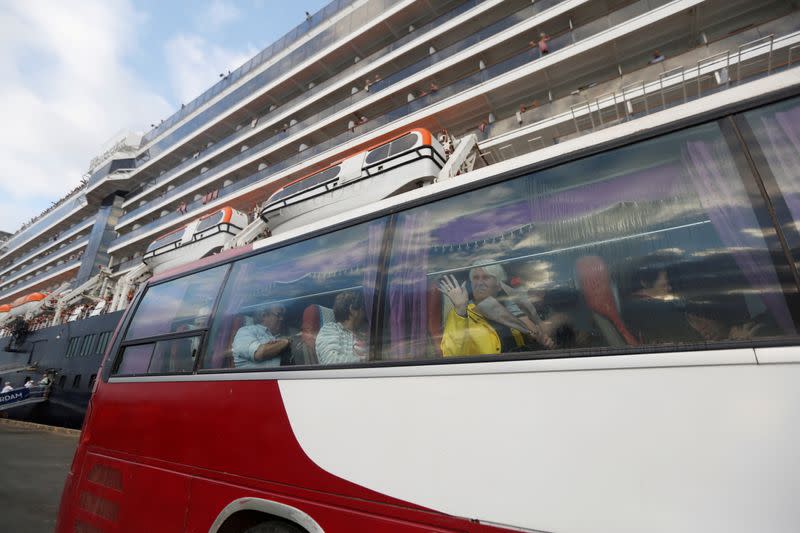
0, 386, 49, 410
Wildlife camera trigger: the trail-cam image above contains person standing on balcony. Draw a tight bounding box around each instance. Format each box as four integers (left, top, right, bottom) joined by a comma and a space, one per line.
530, 32, 550, 57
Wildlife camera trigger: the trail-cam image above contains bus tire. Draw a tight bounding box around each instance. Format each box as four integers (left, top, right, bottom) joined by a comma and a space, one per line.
244, 519, 306, 533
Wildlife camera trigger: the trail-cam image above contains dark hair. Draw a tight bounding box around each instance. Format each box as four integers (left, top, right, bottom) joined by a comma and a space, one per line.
333, 291, 364, 323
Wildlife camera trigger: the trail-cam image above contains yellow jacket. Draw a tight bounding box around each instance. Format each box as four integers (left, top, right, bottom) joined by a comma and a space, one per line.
441, 303, 524, 357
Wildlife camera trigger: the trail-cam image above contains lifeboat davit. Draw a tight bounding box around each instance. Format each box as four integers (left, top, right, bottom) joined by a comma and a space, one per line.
142, 206, 247, 273
8, 292, 47, 317
260, 128, 444, 234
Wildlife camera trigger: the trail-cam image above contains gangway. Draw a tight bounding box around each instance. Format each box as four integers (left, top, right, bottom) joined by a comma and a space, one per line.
0, 386, 49, 410
0, 363, 36, 374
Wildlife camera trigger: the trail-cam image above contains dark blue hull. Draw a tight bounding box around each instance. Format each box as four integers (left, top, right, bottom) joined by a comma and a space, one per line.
0, 311, 123, 429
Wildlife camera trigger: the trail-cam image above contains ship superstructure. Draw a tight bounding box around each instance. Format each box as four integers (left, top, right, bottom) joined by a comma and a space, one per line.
0, 0, 798, 423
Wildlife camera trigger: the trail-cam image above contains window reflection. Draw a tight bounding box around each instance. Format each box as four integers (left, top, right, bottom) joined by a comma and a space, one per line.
382, 120, 798, 360
201, 220, 385, 370
739, 97, 800, 267
124, 265, 227, 341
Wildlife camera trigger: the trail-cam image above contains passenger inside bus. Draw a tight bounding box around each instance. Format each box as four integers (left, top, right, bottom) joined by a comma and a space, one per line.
231, 304, 291, 368
315, 291, 368, 365
622, 253, 771, 345
438, 261, 555, 357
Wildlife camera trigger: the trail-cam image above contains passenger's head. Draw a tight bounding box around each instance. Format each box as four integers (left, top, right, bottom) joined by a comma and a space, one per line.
260, 303, 287, 333
631, 252, 680, 300
469, 260, 507, 303
333, 291, 365, 327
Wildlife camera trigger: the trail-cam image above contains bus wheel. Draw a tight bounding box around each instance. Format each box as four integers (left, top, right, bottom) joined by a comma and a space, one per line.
244, 519, 306, 533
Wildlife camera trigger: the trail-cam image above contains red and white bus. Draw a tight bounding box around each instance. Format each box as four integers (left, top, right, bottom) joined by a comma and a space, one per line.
57, 79, 800, 532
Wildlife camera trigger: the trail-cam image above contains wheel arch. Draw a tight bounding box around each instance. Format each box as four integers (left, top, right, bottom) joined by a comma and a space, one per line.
210, 497, 323, 533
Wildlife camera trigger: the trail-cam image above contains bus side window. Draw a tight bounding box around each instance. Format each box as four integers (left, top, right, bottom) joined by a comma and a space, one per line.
123, 265, 227, 341
201, 219, 387, 370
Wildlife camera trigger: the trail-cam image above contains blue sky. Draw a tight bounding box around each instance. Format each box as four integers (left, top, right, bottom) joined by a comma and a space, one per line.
0, 0, 330, 234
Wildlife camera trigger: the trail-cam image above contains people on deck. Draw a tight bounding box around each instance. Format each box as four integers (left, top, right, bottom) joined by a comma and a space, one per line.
1, 382, 13, 393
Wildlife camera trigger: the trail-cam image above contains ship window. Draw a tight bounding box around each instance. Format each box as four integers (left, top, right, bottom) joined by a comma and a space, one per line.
96, 331, 112, 355
365, 144, 391, 165
123, 264, 227, 340
195, 211, 225, 233
58, 375, 66, 389
72, 375, 81, 389
66, 337, 80, 358
80, 334, 96, 356
271, 166, 340, 203
389, 133, 417, 156
145, 229, 184, 254
89, 374, 97, 390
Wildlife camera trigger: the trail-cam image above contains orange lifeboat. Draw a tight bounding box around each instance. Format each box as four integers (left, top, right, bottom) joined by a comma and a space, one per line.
8, 292, 48, 317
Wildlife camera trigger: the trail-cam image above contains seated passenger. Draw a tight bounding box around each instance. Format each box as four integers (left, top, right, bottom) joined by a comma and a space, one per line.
438, 262, 552, 357
316, 291, 368, 365
231, 304, 291, 368
624, 265, 703, 345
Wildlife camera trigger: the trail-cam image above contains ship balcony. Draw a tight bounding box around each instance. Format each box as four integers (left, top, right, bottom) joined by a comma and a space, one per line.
114, 0, 598, 231
107, 0, 797, 257
0, 257, 82, 303
476, 28, 800, 163
116, 0, 536, 213
0, 234, 90, 292
0, 218, 93, 280
0, 194, 91, 263
98, 0, 477, 204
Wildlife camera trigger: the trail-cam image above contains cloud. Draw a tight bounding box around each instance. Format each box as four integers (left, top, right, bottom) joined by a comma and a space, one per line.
203, 0, 242, 31
0, 0, 172, 234
164, 33, 257, 105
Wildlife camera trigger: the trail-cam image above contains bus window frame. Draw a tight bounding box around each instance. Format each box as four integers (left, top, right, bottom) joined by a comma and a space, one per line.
107, 263, 232, 378
102, 92, 800, 383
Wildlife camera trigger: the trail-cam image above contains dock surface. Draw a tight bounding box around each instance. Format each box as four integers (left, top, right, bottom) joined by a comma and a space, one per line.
0, 420, 78, 532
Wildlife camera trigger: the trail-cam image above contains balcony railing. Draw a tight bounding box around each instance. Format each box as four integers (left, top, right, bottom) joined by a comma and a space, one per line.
110, 0, 671, 250
0, 235, 90, 290
0, 257, 82, 301
120, 0, 494, 206
118, 0, 570, 227
1, 195, 88, 260
135, 0, 358, 152
0, 219, 93, 278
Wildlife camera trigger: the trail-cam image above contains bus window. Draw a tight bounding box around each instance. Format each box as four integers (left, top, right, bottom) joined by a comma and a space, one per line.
201, 218, 386, 370
123, 265, 227, 341
382, 118, 799, 361
147, 337, 201, 374
736, 96, 800, 267
114, 344, 155, 375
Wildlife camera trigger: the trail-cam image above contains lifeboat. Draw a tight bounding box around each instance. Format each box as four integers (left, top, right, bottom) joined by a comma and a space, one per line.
8, 292, 47, 317
142, 206, 247, 273
260, 128, 445, 234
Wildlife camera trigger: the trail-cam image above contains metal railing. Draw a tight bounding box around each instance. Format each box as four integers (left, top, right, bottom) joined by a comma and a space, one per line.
118, 0, 562, 220
485, 31, 797, 155
111, 0, 676, 249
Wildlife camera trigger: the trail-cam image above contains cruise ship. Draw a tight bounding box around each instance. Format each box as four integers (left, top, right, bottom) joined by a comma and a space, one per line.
1, 0, 798, 427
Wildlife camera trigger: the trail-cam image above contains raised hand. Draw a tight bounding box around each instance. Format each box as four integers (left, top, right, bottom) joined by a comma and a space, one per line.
438, 274, 468, 317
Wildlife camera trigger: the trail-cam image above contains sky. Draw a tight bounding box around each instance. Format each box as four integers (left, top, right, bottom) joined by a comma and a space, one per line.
0, 0, 331, 235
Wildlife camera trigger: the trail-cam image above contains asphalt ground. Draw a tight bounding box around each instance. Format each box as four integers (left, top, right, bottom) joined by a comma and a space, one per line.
0, 421, 79, 533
